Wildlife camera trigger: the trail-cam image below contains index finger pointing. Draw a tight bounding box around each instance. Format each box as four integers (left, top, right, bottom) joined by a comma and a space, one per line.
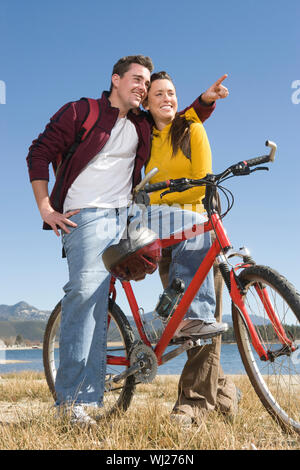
215, 74, 228, 86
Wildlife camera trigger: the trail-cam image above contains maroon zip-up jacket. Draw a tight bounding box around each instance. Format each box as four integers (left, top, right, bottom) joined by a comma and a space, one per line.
26, 91, 215, 228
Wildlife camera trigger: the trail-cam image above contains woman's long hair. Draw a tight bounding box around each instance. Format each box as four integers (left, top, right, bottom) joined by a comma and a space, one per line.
150, 72, 192, 160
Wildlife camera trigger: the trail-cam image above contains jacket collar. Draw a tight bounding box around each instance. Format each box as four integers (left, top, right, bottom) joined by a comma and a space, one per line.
98, 91, 151, 151
100, 91, 150, 123
96, 91, 119, 132
99, 91, 120, 114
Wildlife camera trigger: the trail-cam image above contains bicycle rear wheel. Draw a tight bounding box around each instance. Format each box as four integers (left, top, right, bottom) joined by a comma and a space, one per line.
43, 299, 136, 418
232, 265, 300, 434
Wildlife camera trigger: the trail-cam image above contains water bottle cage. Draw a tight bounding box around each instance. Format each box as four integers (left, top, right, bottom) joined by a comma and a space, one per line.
155, 278, 185, 319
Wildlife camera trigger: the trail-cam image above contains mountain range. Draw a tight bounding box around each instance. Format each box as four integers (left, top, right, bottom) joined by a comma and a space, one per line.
0, 301, 272, 345
0, 301, 50, 322
0, 301, 268, 326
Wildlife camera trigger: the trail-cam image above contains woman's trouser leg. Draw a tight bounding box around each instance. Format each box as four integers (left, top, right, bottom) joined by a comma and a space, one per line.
146, 205, 216, 323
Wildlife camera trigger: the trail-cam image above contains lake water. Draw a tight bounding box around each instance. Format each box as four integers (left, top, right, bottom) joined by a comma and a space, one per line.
0, 343, 246, 375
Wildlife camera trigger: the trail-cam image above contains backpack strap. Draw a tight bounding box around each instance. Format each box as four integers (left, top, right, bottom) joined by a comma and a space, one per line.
55, 98, 100, 175
80, 98, 100, 141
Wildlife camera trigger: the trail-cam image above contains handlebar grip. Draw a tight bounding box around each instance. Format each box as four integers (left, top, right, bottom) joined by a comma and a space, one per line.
245, 140, 277, 167
144, 181, 171, 193
244, 154, 271, 167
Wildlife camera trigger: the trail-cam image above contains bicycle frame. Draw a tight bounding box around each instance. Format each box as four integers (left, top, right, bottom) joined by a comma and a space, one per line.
107, 211, 293, 369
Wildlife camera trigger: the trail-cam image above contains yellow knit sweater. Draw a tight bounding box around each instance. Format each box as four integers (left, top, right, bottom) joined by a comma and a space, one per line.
145, 109, 212, 213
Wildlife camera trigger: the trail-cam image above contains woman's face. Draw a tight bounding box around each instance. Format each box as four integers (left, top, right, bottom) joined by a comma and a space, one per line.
147, 79, 178, 127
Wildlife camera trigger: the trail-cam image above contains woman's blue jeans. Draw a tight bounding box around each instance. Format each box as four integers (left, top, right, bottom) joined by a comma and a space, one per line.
54, 204, 216, 406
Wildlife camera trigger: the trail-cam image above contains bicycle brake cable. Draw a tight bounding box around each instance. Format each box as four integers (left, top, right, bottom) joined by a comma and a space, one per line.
206, 181, 234, 254
217, 184, 235, 219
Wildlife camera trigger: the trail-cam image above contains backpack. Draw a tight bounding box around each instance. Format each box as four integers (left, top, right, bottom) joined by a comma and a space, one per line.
52, 97, 100, 177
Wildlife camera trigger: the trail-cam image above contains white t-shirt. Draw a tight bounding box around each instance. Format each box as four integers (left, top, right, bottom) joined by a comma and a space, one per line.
63, 117, 138, 212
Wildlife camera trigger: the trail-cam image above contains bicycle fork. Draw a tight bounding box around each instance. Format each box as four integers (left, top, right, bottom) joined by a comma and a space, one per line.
219, 253, 297, 362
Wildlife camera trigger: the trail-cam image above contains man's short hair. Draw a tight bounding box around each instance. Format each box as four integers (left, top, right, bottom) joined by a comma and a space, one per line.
109, 55, 154, 92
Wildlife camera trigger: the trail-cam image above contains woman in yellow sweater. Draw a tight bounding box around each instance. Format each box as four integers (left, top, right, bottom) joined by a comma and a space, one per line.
144, 71, 237, 425
145, 71, 220, 332
146, 75, 212, 214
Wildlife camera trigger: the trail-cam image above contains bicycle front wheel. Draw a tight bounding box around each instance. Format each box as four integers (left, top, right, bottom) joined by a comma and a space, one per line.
43, 299, 136, 418
232, 265, 300, 434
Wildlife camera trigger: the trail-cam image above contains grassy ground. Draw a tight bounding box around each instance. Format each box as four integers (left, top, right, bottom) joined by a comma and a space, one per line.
0, 371, 299, 450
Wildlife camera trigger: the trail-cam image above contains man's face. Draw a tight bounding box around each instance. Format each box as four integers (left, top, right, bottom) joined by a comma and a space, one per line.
111, 63, 151, 111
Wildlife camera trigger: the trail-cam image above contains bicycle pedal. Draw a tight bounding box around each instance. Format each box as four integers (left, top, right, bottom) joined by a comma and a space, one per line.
170, 337, 212, 347
192, 338, 212, 346
169, 337, 186, 345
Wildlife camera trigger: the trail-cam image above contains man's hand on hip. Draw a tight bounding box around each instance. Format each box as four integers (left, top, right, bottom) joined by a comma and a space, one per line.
40, 207, 80, 236
31, 180, 79, 236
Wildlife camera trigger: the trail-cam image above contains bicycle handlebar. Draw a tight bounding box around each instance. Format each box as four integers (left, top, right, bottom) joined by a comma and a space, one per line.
134, 167, 159, 192
135, 140, 277, 195
144, 180, 171, 193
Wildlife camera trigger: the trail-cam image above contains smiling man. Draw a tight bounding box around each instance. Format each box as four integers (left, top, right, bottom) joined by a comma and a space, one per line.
26, 55, 222, 427
109, 61, 150, 115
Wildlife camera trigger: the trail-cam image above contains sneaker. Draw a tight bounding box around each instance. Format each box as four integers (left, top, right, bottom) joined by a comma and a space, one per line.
56, 404, 98, 429
174, 319, 228, 340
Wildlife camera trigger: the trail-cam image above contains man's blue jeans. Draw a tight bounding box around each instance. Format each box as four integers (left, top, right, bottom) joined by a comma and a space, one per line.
55, 205, 216, 406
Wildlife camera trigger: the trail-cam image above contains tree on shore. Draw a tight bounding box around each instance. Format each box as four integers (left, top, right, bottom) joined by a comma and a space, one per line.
15, 334, 24, 346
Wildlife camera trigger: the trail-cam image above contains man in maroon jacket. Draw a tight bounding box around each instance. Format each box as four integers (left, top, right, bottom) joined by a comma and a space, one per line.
27, 55, 231, 427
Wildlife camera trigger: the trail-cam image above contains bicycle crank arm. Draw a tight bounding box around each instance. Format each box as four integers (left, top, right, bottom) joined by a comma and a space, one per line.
108, 361, 145, 385
160, 338, 212, 364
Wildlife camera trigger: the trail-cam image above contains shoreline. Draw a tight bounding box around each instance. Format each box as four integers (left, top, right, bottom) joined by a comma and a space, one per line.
0, 371, 245, 378
0, 344, 247, 375
0, 342, 238, 351
0, 360, 31, 364
0, 346, 42, 351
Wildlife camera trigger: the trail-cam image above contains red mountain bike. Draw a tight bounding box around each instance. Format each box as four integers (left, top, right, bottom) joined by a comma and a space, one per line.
43, 141, 300, 434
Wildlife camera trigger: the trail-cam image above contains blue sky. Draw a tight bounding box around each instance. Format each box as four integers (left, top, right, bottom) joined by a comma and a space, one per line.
0, 0, 299, 314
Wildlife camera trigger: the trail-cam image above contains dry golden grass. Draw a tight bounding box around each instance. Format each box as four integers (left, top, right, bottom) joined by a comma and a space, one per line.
0, 372, 299, 450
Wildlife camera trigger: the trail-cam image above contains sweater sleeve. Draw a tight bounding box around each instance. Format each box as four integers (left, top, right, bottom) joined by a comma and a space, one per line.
179, 96, 216, 124
26, 100, 83, 182
149, 123, 212, 206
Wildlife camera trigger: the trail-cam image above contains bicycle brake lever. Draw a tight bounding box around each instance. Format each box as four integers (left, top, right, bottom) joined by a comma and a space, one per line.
250, 166, 269, 173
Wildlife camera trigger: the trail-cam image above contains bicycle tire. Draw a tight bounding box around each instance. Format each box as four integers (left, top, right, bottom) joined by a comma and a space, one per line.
232, 265, 300, 434
43, 299, 136, 418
